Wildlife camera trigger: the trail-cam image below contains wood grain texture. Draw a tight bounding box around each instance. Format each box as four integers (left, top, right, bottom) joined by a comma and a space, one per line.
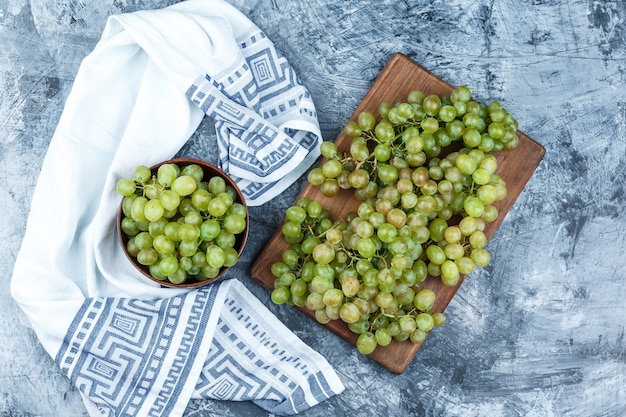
250, 53, 545, 373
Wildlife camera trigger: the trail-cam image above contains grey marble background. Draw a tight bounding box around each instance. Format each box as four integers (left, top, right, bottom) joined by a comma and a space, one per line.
2, 0, 625, 416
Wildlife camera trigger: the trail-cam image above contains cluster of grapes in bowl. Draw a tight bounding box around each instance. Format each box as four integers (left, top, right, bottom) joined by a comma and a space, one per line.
270, 86, 519, 354
116, 158, 248, 288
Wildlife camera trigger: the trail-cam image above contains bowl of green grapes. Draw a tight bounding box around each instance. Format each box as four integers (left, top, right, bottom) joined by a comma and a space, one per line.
116, 158, 249, 288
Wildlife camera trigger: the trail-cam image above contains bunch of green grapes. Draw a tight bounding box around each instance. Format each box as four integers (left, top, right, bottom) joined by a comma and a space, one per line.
116, 162, 247, 285
269, 86, 519, 355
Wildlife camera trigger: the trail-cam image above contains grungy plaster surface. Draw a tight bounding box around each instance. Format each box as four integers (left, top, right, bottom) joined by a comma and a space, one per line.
1, 1, 625, 416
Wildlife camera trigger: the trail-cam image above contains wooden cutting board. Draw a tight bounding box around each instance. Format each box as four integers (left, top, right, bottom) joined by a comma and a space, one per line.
249, 52, 545, 374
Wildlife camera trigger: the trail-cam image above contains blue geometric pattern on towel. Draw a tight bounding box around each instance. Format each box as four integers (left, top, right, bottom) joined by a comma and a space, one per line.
55, 285, 220, 417
187, 76, 303, 179
193, 293, 338, 415
185, 25, 320, 204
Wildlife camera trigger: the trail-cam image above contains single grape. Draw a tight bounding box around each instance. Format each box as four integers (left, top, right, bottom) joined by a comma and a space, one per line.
133, 165, 152, 183
413, 288, 436, 311
206, 245, 225, 269
356, 332, 377, 355
171, 175, 197, 196
271, 287, 291, 304
375, 328, 392, 347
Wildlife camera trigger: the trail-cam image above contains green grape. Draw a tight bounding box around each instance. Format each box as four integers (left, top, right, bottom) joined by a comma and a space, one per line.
374, 121, 395, 142
148, 217, 167, 237
216, 230, 236, 249
178, 240, 198, 258
223, 213, 247, 234
444, 243, 465, 260
482, 205, 499, 222
407, 90, 425, 104
168, 268, 187, 284
285, 206, 306, 223
432, 312, 447, 327
470, 248, 491, 267
397, 316, 416, 334
320, 141, 338, 159
130, 196, 149, 222
224, 247, 239, 268
153, 235, 175, 255
121, 217, 140, 237
309, 275, 334, 294
414, 288, 436, 311
387, 107, 406, 125
422, 94, 442, 115
456, 256, 475, 274
307, 200, 323, 218
133, 165, 152, 183
207, 197, 229, 217
320, 179, 340, 197
344, 121, 362, 138
307, 167, 325, 186
143, 199, 164, 222
178, 223, 200, 242
206, 245, 225, 269
355, 111, 375, 131
350, 139, 370, 162
134, 231, 153, 250
116, 178, 137, 196
271, 262, 290, 278
158, 189, 180, 211
305, 292, 325, 311
441, 260, 460, 286
282, 248, 300, 268
374, 143, 392, 162
192, 251, 208, 267
200, 219, 221, 241
275, 272, 295, 288
341, 275, 360, 297
315, 308, 332, 324
189, 189, 210, 211
205, 176, 224, 195
375, 292, 394, 309
464, 196, 485, 218
159, 256, 179, 276
438, 105, 457, 123
409, 329, 427, 344
416, 313, 434, 332
321, 159, 343, 179
322, 288, 344, 308
421, 117, 439, 133
137, 248, 158, 266
179, 256, 193, 272
375, 328, 392, 347
156, 163, 178, 187
179, 164, 203, 183
149, 262, 167, 280
171, 175, 197, 196
451, 85, 471, 103
387, 208, 407, 228
312, 242, 335, 265
271, 287, 290, 304
339, 302, 361, 324
356, 237, 376, 258
290, 278, 308, 297
426, 245, 446, 265
396, 102, 415, 119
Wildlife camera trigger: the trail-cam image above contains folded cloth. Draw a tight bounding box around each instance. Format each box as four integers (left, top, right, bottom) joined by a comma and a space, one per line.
10, 0, 343, 416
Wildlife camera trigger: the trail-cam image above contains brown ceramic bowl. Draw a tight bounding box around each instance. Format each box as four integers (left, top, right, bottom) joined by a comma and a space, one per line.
117, 158, 249, 288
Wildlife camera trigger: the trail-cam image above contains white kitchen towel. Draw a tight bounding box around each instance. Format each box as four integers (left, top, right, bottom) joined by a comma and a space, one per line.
10, 0, 343, 416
